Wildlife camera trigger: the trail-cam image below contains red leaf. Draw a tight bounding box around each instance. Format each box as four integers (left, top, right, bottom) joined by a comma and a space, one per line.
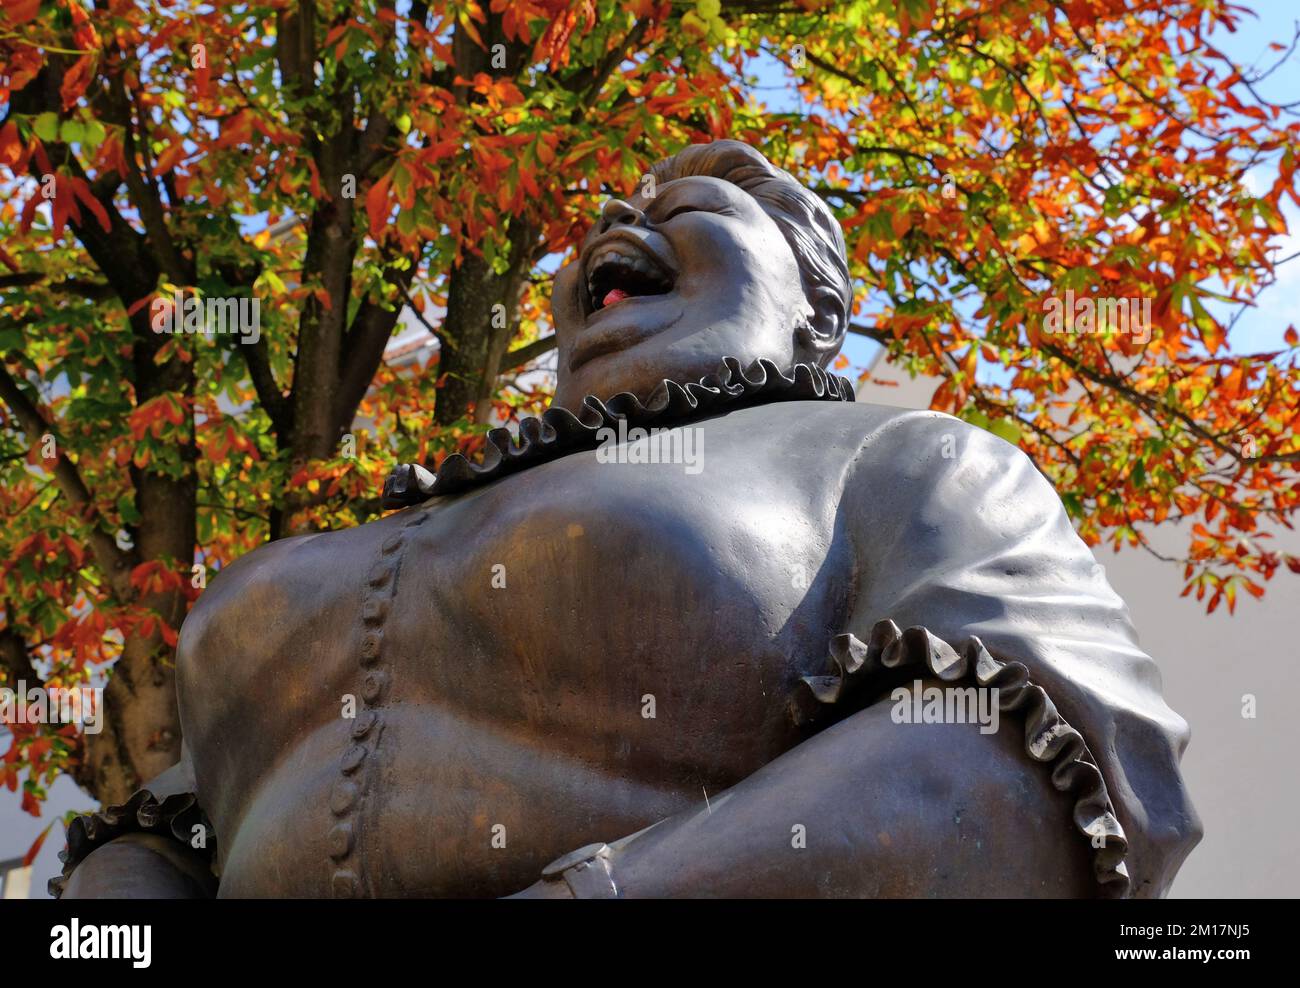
126, 293, 155, 317
366, 172, 392, 237
7, 0, 41, 26
71, 177, 111, 233
19, 190, 41, 233
0, 119, 21, 168
154, 143, 186, 176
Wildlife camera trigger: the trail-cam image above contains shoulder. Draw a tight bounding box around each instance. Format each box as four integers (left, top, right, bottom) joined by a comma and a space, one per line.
828, 401, 1048, 495
816, 399, 1106, 618
730, 400, 1060, 523
798, 401, 1073, 544
730, 398, 1027, 467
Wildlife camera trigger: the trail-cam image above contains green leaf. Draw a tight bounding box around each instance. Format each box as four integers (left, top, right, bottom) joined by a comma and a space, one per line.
33, 112, 60, 142
117, 493, 142, 526
989, 418, 1022, 445
60, 119, 86, 144
392, 163, 411, 197
256, 270, 286, 296
83, 120, 107, 149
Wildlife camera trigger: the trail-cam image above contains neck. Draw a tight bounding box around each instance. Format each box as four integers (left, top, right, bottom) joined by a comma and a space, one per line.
382, 356, 854, 507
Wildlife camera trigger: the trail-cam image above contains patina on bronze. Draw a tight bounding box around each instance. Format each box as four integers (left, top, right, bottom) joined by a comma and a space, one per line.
54, 140, 1200, 899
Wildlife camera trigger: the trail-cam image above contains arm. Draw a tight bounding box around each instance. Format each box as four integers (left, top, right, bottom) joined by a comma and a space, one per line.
832, 412, 1200, 896
52, 748, 218, 899
516, 668, 1095, 898
514, 412, 1197, 898
60, 833, 216, 899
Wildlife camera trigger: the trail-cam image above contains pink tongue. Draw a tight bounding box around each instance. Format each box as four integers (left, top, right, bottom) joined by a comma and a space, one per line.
602, 288, 631, 307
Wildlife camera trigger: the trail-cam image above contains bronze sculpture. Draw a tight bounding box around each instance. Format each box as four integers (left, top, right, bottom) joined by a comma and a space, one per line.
53, 140, 1200, 899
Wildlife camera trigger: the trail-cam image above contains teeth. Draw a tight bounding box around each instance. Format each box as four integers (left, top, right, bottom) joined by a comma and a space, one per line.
586, 248, 667, 299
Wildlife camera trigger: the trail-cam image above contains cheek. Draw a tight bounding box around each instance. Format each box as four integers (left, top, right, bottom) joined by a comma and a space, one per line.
550, 263, 583, 335
676, 216, 799, 297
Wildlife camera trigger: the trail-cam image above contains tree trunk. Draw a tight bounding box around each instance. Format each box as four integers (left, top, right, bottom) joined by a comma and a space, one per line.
436, 218, 538, 426
435, 15, 538, 426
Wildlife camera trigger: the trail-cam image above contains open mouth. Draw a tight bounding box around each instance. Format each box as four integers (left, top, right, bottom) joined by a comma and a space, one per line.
584, 242, 675, 315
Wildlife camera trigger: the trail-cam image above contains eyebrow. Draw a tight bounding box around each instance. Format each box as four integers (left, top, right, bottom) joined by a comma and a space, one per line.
644, 179, 732, 215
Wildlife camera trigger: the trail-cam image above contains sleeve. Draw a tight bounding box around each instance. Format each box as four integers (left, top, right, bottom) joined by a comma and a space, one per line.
837, 410, 1202, 898
49, 744, 218, 898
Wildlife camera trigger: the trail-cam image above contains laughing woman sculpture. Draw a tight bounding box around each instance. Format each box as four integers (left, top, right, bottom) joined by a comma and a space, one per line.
54, 140, 1200, 899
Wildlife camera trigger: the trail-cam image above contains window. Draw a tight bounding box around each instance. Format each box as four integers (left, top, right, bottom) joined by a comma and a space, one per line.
0, 855, 32, 899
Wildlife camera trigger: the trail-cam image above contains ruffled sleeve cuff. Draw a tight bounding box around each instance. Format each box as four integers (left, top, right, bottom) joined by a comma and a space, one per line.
792, 618, 1131, 898
49, 774, 218, 898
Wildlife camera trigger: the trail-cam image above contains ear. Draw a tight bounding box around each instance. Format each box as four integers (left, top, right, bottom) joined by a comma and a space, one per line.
794, 285, 847, 361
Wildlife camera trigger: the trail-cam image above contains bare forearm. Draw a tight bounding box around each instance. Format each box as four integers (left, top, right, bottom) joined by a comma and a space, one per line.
519, 684, 1093, 898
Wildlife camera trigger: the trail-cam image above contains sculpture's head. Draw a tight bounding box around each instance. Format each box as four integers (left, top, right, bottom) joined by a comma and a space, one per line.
551, 140, 852, 410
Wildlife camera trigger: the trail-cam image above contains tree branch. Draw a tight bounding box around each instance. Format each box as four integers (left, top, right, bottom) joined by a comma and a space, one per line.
501, 334, 557, 371
333, 264, 418, 437
0, 361, 137, 600
240, 334, 292, 440
112, 74, 192, 285
0, 611, 40, 687
0, 272, 114, 299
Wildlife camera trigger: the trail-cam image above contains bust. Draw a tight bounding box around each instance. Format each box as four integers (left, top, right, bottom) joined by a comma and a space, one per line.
55, 140, 1200, 899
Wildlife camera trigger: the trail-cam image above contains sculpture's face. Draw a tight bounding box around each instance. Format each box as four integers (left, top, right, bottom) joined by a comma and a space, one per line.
551, 175, 819, 409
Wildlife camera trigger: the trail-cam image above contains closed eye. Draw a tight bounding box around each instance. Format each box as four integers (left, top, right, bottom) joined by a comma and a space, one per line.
657, 203, 700, 221
655, 202, 731, 223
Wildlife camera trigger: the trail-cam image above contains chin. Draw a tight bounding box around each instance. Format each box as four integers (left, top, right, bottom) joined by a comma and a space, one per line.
552, 282, 796, 408
556, 342, 786, 413
554, 363, 653, 410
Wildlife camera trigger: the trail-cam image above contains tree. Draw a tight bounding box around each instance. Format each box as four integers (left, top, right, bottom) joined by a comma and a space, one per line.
1, 0, 1297, 825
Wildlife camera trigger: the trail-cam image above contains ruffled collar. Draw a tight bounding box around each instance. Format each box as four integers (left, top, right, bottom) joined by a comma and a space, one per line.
382, 356, 854, 507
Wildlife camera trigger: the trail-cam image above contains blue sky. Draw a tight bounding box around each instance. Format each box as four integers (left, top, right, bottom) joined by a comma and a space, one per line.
1218, 0, 1300, 354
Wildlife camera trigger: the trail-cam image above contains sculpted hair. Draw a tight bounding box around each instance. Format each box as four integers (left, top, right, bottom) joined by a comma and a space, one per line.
648, 140, 853, 353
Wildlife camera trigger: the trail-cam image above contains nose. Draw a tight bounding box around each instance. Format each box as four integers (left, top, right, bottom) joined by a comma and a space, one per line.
598, 198, 646, 233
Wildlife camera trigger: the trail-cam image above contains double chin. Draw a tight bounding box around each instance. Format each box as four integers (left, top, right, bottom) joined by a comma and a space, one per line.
555, 316, 795, 411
